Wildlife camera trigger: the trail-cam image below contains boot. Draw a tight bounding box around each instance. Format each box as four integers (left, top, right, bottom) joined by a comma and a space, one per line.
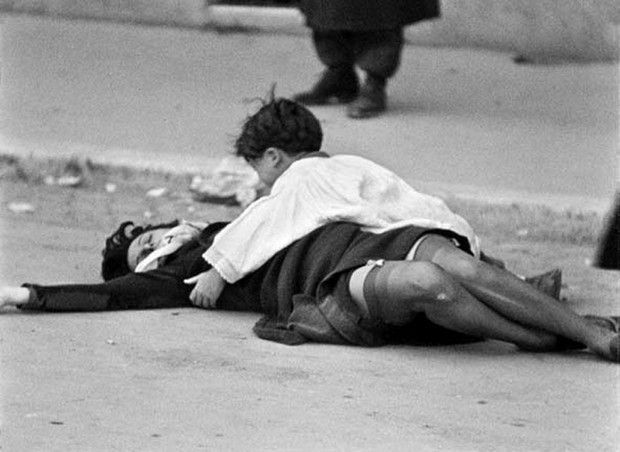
293, 67, 359, 106
346, 74, 387, 119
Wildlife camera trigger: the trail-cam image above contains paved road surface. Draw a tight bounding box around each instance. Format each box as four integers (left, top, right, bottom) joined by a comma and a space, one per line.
1, 15, 619, 451
1, 207, 618, 451
1, 15, 618, 211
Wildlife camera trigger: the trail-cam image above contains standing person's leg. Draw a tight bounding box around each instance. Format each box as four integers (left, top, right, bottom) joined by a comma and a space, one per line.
414, 234, 620, 361
293, 30, 359, 105
347, 28, 404, 118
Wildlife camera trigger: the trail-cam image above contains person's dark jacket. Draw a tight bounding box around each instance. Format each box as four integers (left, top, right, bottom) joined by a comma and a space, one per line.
299, 0, 440, 31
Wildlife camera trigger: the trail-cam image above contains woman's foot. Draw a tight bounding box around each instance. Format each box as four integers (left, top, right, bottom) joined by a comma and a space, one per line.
592, 334, 620, 362
610, 335, 620, 362
584, 330, 620, 363
583, 315, 619, 333
552, 315, 618, 351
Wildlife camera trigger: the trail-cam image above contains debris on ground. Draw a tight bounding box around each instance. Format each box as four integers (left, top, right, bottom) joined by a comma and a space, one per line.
7, 202, 35, 214
41, 157, 91, 188
189, 156, 266, 208
44, 174, 83, 187
57, 175, 84, 187
146, 187, 168, 198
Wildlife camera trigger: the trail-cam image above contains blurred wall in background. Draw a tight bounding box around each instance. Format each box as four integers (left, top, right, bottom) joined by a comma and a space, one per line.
0, 0, 618, 62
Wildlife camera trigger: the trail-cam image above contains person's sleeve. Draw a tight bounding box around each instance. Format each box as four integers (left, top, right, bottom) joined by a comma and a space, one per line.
19, 266, 192, 312
203, 175, 328, 283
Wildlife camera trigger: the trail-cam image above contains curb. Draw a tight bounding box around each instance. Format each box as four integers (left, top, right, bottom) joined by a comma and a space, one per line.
208, 5, 305, 35
1, 149, 612, 215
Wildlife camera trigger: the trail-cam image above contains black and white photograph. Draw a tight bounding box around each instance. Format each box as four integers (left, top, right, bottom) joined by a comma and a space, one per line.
1, 1, 618, 450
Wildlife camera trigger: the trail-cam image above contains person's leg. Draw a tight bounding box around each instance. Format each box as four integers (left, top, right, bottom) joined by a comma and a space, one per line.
350, 261, 561, 350
480, 251, 563, 300
293, 30, 359, 105
347, 28, 404, 118
414, 234, 620, 361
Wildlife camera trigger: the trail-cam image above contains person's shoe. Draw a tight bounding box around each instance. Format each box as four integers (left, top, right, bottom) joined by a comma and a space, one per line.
524, 268, 562, 299
293, 67, 359, 106
346, 75, 387, 119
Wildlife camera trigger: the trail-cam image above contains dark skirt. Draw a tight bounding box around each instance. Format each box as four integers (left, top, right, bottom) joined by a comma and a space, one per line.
299, 0, 440, 31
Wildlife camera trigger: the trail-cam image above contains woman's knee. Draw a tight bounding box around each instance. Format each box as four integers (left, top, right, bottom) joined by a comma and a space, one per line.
414, 234, 488, 282
369, 261, 459, 324
437, 251, 495, 286
390, 261, 460, 303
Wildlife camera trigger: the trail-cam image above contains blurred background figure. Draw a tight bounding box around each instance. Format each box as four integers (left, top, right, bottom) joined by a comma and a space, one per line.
293, 0, 440, 119
594, 193, 620, 270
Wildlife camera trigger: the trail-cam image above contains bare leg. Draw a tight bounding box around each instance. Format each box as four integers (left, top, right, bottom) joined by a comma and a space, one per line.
352, 261, 560, 351
414, 234, 619, 361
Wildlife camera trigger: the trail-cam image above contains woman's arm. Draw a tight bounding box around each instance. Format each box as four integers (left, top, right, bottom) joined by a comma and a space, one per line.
3, 264, 194, 312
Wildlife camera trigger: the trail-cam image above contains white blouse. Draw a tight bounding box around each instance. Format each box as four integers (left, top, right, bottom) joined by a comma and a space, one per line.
204, 155, 480, 283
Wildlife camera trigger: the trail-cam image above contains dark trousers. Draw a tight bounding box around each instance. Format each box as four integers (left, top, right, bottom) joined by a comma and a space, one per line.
312, 28, 404, 80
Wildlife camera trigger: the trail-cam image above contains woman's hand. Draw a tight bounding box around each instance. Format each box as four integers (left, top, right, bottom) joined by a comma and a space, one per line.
184, 269, 226, 309
0, 286, 30, 309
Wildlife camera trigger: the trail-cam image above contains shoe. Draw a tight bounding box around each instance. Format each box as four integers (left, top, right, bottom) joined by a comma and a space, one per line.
293, 67, 359, 106
524, 268, 562, 300
346, 75, 387, 119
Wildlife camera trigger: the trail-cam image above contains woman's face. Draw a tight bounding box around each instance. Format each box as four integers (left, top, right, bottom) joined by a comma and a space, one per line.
126, 228, 171, 271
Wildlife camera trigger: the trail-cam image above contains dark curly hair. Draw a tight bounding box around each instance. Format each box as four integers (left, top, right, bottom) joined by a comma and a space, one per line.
101, 219, 179, 281
234, 96, 323, 161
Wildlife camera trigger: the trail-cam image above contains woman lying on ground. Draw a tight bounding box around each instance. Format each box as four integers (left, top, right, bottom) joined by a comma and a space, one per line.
186, 96, 619, 362
1, 218, 618, 362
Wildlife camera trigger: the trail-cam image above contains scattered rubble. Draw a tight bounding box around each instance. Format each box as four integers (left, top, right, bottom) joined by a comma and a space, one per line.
7, 202, 35, 214
38, 157, 90, 188
146, 187, 168, 198
189, 156, 266, 208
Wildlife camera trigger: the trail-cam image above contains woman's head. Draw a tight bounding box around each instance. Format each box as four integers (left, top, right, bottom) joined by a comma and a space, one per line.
234, 96, 323, 163
101, 220, 179, 280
